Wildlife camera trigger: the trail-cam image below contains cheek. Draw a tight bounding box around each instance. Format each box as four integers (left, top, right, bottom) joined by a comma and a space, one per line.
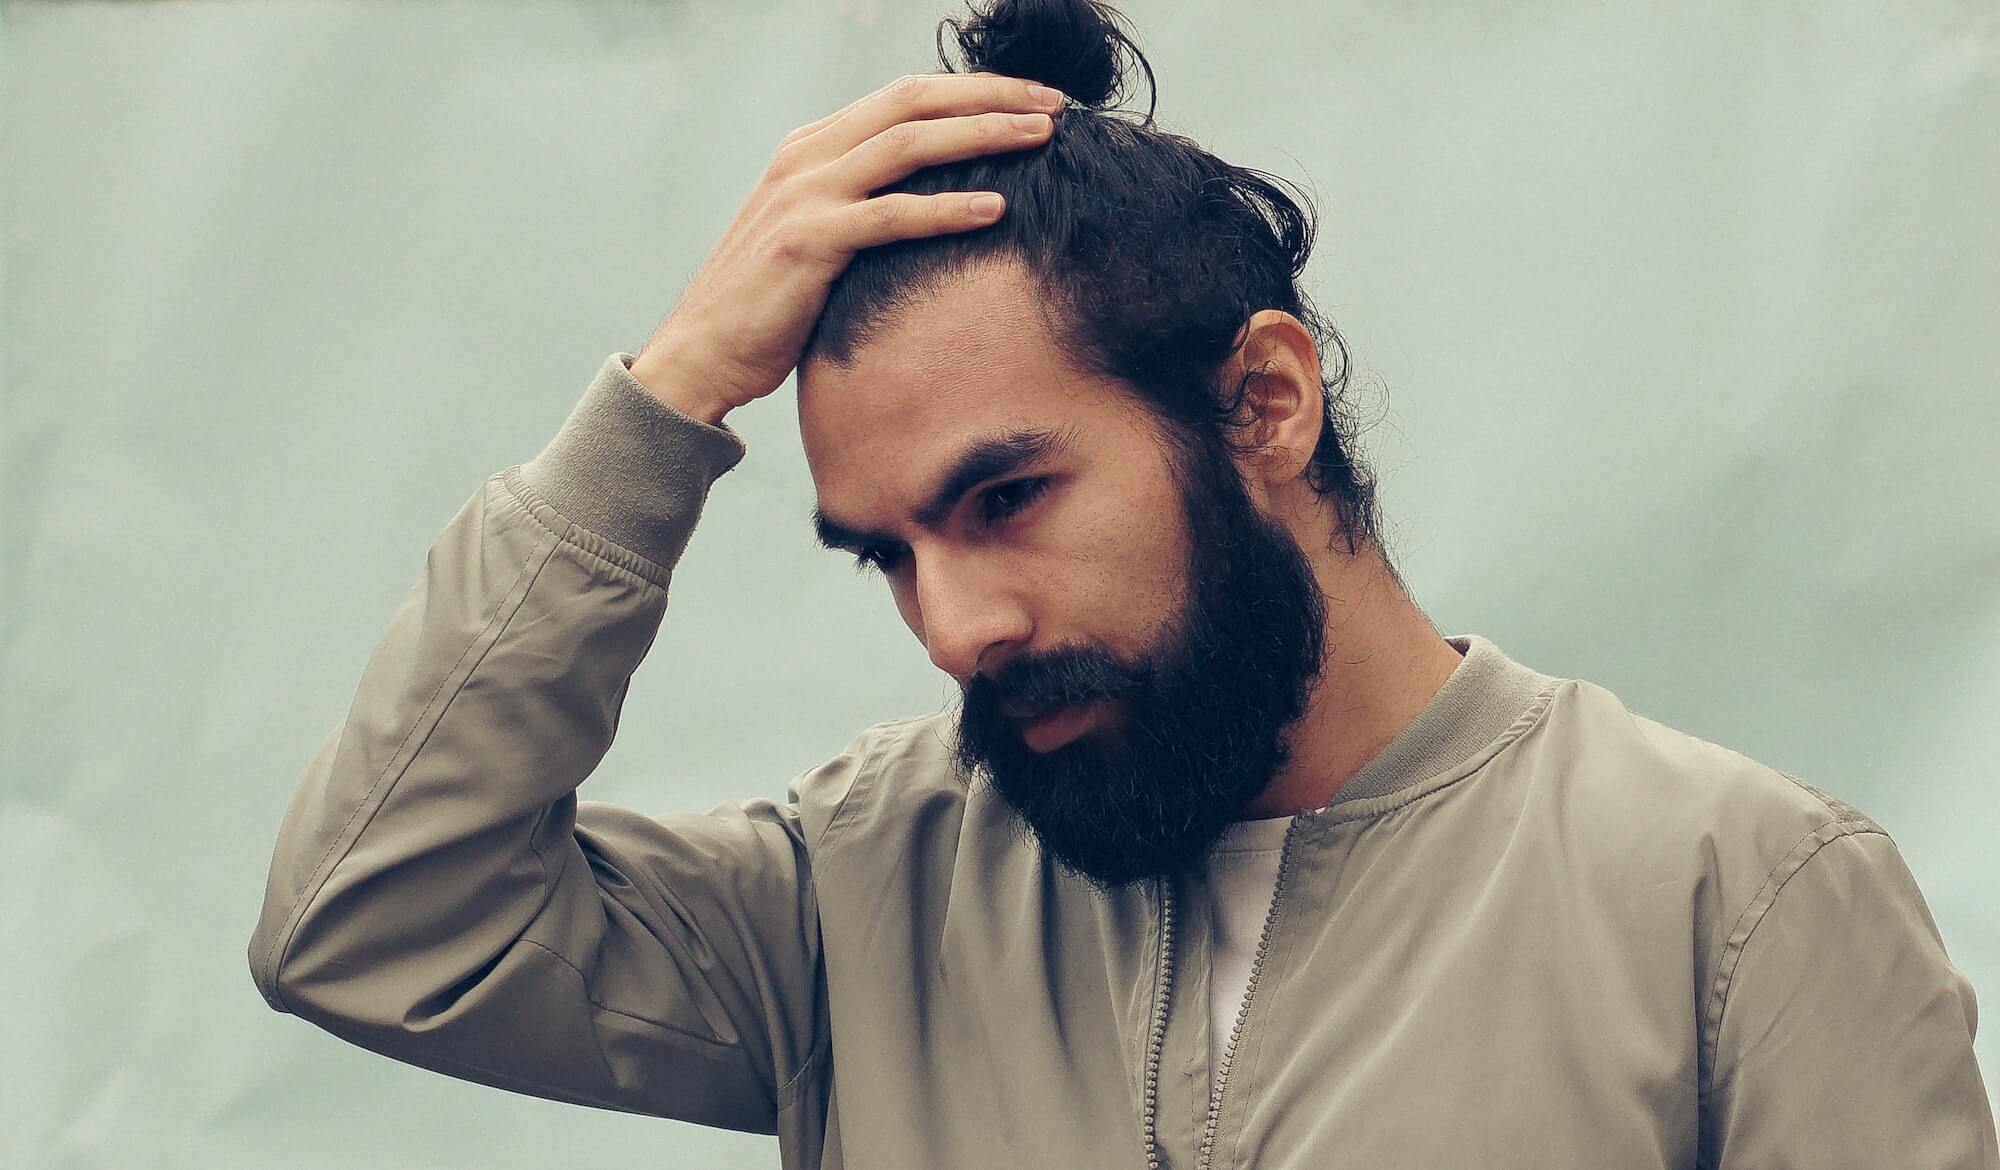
1057, 492, 1187, 634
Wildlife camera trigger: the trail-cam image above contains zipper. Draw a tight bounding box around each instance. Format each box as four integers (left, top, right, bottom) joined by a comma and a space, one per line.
1198, 814, 1306, 1170
1141, 875, 1178, 1170
1140, 815, 1306, 1170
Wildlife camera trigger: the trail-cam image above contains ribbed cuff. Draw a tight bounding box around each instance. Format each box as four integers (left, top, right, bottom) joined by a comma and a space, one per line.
514, 353, 748, 570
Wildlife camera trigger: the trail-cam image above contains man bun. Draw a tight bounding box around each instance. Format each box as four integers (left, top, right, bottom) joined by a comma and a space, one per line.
936, 0, 1157, 121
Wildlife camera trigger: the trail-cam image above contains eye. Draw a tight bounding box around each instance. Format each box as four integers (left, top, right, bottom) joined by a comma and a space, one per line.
849, 478, 1051, 577
980, 476, 1056, 524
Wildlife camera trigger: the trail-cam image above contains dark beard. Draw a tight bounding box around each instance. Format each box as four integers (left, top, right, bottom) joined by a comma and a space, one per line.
951, 426, 1330, 893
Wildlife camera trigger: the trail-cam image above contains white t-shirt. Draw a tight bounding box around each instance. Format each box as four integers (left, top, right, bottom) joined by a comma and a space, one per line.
1203, 814, 1296, 1095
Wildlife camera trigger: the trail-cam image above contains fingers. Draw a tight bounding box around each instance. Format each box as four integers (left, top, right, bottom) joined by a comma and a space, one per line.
768, 72, 1059, 261
831, 190, 1008, 251
821, 109, 1053, 198
784, 72, 1005, 146
783, 72, 1062, 166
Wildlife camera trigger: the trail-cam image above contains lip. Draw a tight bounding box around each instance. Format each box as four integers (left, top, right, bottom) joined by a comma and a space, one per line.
1014, 700, 1097, 752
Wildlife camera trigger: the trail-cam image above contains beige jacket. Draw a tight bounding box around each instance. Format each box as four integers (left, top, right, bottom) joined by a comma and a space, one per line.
249, 353, 1999, 1169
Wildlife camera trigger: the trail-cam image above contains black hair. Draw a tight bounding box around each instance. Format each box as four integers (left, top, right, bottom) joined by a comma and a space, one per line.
803, 0, 1386, 559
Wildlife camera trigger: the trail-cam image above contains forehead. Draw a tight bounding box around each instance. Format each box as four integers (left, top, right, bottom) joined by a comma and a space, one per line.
797, 261, 1137, 509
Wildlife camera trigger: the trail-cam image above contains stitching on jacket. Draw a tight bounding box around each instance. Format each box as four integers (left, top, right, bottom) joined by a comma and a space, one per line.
515, 842, 774, 1110
520, 802, 825, 1102
815, 720, 902, 857
262, 484, 556, 1010
513, 937, 748, 1050
1696, 822, 1886, 1109
776, 1022, 833, 1109
513, 462, 831, 1104
775, 845, 831, 1106
1775, 769, 1880, 832
771, 725, 893, 1098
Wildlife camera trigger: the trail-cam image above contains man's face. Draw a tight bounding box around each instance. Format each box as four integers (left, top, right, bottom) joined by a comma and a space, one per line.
799, 260, 1327, 892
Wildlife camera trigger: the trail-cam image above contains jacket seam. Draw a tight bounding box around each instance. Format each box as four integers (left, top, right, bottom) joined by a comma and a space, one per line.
514, 754, 790, 1109
519, 823, 744, 1048
781, 860, 832, 1100
513, 937, 748, 1051
1696, 821, 1887, 1107
511, 463, 844, 1102
766, 724, 897, 1100
776, 1022, 832, 1109
261, 502, 558, 1010
813, 719, 907, 857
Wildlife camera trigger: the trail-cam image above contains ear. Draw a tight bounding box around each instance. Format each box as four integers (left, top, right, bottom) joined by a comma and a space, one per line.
1224, 309, 1325, 490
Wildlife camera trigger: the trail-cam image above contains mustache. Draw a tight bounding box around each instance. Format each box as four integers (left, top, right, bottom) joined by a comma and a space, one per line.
963, 644, 1146, 716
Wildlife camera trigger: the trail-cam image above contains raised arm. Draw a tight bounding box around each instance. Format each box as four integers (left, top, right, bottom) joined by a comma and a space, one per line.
248, 70, 1070, 1133
247, 354, 842, 1130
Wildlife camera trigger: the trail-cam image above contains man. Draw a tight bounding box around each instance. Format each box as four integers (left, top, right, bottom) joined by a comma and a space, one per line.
796, 254, 1460, 898
248, 8, 1999, 1166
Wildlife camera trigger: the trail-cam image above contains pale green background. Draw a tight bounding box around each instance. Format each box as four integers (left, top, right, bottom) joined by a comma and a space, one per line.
4, 1, 1995, 1166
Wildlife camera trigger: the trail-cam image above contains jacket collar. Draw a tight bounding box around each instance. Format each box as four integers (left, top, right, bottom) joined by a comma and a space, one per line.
1322, 633, 1559, 809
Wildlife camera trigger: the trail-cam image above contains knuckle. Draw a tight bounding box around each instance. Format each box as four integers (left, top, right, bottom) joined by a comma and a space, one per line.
764, 141, 804, 179
764, 223, 807, 261
878, 122, 919, 155
886, 73, 927, 107
866, 196, 904, 231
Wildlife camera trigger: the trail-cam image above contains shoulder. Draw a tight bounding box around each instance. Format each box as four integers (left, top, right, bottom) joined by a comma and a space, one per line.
1514, 675, 1896, 968
1527, 675, 1880, 852
1514, 687, 1991, 1156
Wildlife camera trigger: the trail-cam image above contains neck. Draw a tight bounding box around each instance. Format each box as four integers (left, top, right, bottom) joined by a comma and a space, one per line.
1240, 543, 1465, 817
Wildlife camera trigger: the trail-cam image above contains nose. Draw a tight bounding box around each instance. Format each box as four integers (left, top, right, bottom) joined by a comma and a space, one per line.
911, 547, 1032, 684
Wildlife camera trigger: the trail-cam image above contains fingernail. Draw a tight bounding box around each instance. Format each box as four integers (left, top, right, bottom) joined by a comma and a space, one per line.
1027, 84, 1065, 109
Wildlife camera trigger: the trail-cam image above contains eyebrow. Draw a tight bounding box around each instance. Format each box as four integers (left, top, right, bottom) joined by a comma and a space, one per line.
812, 425, 1079, 553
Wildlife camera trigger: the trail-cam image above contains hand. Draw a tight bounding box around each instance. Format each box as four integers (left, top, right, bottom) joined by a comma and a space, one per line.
630, 72, 1065, 423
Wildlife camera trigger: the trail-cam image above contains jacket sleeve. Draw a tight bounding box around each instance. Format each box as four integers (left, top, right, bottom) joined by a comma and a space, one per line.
247, 353, 845, 1134
1703, 825, 2000, 1168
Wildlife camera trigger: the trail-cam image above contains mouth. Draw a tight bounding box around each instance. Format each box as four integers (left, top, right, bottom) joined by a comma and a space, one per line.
1010, 699, 1098, 752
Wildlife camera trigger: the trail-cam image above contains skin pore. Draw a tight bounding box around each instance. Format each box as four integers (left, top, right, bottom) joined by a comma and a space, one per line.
797, 257, 1464, 890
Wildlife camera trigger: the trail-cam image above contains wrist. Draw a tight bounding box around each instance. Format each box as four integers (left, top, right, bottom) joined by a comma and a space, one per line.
628, 350, 732, 427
